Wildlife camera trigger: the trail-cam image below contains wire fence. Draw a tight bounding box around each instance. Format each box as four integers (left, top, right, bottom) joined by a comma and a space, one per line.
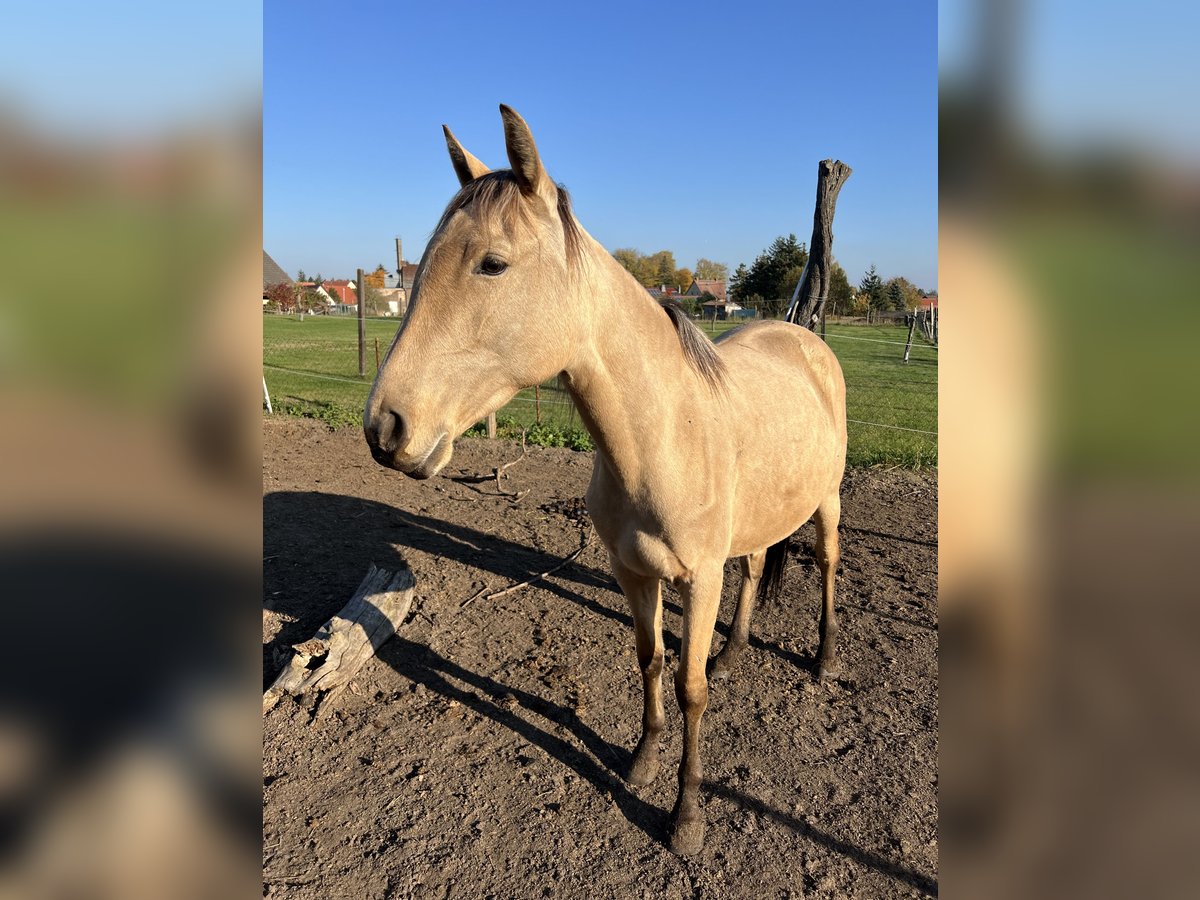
263, 313, 937, 466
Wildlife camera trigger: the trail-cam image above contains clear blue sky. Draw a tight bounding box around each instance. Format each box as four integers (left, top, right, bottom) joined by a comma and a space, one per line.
265, 1, 937, 289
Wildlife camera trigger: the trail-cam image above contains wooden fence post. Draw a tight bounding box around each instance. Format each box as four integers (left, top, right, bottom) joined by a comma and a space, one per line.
903, 315, 917, 362
374, 337, 380, 371
535, 384, 541, 424
357, 268, 366, 377
487, 412, 496, 439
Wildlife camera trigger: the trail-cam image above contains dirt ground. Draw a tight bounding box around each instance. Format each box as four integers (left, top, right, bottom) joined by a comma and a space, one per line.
263, 417, 937, 899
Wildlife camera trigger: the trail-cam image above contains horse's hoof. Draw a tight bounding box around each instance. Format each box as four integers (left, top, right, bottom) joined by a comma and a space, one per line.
625, 754, 660, 787
817, 660, 841, 681
708, 659, 732, 681
668, 817, 706, 856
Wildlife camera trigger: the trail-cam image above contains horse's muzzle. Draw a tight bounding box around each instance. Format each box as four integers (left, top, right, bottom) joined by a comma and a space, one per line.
364, 413, 450, 479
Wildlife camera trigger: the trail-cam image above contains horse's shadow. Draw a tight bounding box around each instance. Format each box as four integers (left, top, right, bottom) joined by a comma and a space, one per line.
263, 491, 821, 683
264, 489, 669, 840
263, 490, 935, 893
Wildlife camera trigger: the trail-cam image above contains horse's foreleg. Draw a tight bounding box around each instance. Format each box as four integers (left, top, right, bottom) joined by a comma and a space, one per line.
611, 556, 665, 787
814, 493, 842, 679
669, 563, 723, 856
710, 551, 765, 680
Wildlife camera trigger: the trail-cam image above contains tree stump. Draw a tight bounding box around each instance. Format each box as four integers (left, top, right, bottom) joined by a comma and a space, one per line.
786, 159, 852, 330
263, 563, 416, 718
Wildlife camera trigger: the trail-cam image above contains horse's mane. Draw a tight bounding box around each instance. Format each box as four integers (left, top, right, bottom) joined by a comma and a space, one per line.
659, 300, 727, 393
434, 170, 583, 267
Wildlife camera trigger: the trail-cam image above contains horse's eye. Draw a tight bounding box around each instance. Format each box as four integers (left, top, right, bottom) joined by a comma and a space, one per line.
479, 256, 508, 276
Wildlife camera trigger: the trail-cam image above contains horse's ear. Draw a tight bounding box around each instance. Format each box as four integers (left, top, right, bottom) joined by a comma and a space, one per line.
443, 125, 490, 187
499, 104, 556, 205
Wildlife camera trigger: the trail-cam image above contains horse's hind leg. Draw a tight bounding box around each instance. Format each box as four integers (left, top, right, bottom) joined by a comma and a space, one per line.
814, 492, 842, 679
611, 556, 666, 787
709, 551, 765, 680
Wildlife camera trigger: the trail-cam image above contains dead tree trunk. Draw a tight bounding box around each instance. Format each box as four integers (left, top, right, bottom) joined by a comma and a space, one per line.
785, 159, 852, 330
263, 563, 415, 718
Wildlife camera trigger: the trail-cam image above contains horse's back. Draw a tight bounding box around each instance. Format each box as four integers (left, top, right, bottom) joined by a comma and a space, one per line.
716, 320, 846, 427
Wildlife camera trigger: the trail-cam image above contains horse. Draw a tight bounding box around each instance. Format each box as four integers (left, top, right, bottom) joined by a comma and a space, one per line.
364, 105, 847, 856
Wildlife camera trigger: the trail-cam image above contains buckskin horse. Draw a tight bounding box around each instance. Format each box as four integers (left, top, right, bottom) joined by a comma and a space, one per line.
364, 105, 846, 855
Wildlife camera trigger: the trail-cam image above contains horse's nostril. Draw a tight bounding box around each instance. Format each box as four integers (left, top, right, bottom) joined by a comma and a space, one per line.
371, 409, 407, 454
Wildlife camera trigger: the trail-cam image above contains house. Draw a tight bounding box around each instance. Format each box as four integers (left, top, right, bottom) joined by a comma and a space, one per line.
374, 288, 407, 317
321, 279, 358, 313
295, 281, 335, 309
685, 278, 728, 303
685, 277, 751, 319
646, 285, 682, 301
699, 297, 749, 320
377, 263, 419, 317
263, 250, 293, 304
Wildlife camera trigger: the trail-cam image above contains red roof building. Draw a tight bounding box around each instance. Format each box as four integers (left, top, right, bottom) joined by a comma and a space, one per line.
321, 280, 357, 306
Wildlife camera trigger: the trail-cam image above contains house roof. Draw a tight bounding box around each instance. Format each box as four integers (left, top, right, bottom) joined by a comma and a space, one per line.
263, 251, 293, 288
321, 281, 358, 305
688, 279, 727, 301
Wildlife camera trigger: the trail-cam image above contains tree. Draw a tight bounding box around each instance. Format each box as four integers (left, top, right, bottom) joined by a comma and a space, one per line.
859, 264, 884, 317
729, 235, 808, 317
884, 276, 922, 311
674, 267, 693, 292
266, 281, 298, 313
729, 263, 749, 301
675, 294, 699, 317
364, 287, 389, 316
647, 249, 677, 288
296, 268, 308, 282
694, 258, 728, 282
886, 279, 904, 311
613, 248, 652, 286
299, 289, 327, 314
828, 262, 853, 316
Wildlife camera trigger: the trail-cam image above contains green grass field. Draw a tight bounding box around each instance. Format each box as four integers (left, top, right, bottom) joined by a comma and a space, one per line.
264, 313, 937, 466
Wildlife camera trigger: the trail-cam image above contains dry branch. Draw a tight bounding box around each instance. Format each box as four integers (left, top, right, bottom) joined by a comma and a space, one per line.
460, 530, 593, 608
493, 430, 530, 496
263, 563, 415, 718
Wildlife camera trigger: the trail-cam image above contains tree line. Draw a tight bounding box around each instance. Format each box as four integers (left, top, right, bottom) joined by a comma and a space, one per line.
609, 237, 931, 321
611, 249, 729, 292
729, 234, 931, 319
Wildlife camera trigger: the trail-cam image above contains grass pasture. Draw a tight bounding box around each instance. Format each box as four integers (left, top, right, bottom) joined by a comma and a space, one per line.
263, 314, 937, 466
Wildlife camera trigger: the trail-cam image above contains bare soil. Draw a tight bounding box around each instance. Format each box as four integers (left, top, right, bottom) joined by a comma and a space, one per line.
263, 417, 937, 899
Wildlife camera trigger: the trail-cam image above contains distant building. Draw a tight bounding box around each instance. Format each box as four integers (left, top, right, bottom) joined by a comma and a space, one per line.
263, 250, 293, 303
685, 277, 751, 319
685, 278, 728, 303
321, 279, 358, 313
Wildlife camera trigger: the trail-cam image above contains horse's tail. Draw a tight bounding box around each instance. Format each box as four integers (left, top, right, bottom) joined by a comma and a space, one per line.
757, 537, 790, 606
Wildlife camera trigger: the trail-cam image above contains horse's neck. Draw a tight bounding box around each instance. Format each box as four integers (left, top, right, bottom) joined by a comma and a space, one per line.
563, 240, 709, 492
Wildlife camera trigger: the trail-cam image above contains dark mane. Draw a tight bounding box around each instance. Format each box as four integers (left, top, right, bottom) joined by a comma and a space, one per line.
659, 300, 727, 392
433, 170, 583, 268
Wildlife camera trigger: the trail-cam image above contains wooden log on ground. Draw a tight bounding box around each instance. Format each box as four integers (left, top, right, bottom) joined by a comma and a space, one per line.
263, 563, 415, 718
785, 159, 852, 330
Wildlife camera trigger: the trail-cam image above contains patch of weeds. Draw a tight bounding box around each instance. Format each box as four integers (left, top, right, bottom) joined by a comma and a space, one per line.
274, 397, 362, 431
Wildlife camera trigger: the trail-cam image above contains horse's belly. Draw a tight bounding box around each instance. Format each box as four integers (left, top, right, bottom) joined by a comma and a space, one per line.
726, 428, 843, 556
